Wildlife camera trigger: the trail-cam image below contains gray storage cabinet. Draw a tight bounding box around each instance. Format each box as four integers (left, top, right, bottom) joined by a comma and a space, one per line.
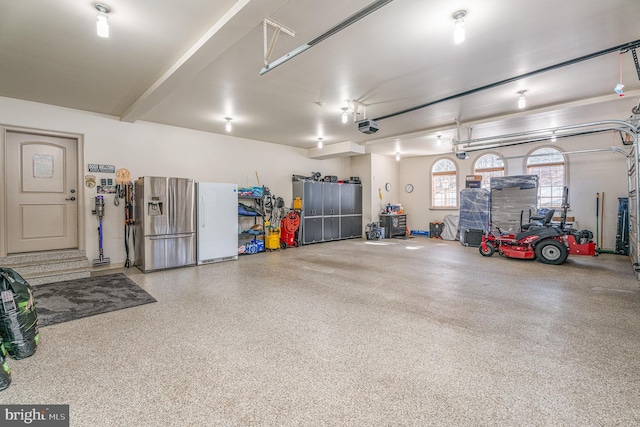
293, 181, 363, 244
340, 184, 362, 215
323, 183, 340, 241
340, 215, 363, 239
379, 214, 407, 238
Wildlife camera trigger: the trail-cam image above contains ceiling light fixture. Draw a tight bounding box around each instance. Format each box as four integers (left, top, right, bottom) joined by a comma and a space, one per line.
341, 107, 349, 124
317, 137, 323, 149
452, 10, 467, 45
343, 100, 363, 123
95, 3, 111, 38
225, 117, 232, 132
437, 135, 442, 146
517, 90, 527, 109
396, 152, 400, 161
551, 131, 557, 142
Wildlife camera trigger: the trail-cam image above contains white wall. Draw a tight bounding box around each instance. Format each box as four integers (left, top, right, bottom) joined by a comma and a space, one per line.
350, 154, 372, 226
371, 153, 400, 221
0, 97, 351, 265
399, 133, 629, 250
350, 153, 401, 227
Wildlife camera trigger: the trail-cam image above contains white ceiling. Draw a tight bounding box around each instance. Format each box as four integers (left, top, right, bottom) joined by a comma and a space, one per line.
1, 0, 640, 158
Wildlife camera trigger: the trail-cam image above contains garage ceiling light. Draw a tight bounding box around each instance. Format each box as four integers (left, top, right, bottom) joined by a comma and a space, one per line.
452, 10, 467, 45
518, 90, 527, 109
341, 107, 349, 124
95, 3, 111, 38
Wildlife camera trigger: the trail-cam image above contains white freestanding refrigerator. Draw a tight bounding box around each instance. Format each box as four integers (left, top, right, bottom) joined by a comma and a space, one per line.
196, 182, 239, 264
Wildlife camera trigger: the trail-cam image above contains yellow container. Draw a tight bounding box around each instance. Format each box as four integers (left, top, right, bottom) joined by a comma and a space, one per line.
293, 197, 302, 210
265, 233, 281, 250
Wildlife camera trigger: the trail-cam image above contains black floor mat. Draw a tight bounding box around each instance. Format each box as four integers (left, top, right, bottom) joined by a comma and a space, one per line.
34, 273, 156, 327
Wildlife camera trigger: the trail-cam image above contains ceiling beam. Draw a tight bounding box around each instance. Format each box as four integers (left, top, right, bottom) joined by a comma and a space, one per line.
120, 0, 289, 123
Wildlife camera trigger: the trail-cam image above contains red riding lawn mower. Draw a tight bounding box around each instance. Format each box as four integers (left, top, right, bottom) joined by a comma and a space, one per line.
479, 188, 596, 265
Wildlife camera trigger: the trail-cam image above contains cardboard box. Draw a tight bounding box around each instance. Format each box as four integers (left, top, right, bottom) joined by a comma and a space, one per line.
466, 175, 482, 181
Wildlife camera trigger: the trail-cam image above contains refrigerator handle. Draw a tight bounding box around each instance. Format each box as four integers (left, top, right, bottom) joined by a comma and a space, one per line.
169, 181, 175, 229
201, 194, 205, 228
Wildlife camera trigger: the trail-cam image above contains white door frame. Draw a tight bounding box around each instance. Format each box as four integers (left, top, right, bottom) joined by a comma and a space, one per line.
0, 125, 85, 257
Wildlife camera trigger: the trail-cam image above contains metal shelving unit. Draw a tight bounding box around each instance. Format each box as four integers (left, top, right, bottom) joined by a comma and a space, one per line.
238, 194, 265, 254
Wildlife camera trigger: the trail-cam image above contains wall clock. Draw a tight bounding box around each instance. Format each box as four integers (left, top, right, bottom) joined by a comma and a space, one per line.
385, 182, 392, 192
405, 184, 414, 193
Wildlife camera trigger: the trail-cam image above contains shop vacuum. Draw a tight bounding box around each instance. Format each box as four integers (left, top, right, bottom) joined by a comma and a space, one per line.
93, 195, 111, 266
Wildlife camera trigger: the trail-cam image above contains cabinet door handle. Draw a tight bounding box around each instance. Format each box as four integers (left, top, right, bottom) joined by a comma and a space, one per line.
65, 197, 76, 201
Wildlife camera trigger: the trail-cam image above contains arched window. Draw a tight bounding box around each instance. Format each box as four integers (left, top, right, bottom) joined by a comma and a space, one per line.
432, 158, 457, 208
526, 147, 566, 208
473, 154, 505, 189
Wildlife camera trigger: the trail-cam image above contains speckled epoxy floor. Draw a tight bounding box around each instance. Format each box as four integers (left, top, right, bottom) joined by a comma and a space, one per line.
2, 237, 640, 426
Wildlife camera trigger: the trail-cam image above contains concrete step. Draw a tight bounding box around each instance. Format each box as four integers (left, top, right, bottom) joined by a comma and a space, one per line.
24, 268, 91, 286
0, 249, 87, 266
0, 249, 91, 286
9, 257, 91, 276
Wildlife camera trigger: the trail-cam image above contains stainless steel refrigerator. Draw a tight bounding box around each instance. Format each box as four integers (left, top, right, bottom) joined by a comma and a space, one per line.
196, 182, 238, 264
134, 176, 196, 273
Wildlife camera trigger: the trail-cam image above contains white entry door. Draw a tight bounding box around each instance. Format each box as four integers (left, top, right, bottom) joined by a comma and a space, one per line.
6, 131, 78, 253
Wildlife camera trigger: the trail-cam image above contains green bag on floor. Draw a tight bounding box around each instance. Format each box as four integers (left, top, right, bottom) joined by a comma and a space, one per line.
0, 268, 40, 359
0, 342, 10, 391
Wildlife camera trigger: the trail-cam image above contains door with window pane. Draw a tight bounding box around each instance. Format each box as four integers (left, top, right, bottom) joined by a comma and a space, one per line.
6, 132, 78, 253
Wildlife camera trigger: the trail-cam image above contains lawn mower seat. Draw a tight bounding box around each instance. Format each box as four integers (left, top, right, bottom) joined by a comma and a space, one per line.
515, 221, 563, 241
521, 209, 555, 231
